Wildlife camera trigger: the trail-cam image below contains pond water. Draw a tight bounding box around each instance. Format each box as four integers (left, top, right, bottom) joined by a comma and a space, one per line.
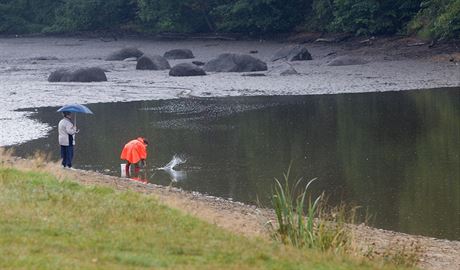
13, 88, 460, 241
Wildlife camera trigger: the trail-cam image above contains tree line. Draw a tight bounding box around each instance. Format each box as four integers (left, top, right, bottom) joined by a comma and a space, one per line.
0, 0, 458, 39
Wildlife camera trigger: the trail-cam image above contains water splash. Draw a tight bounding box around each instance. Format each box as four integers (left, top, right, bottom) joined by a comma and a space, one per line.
158, 154, 187, 182
158, 154, 186, 170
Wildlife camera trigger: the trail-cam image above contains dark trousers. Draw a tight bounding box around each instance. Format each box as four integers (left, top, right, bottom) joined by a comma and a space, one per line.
125, 162, 140, 177
61, 145, 74, 168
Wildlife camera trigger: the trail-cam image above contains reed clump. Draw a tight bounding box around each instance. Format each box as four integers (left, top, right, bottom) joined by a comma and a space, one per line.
270, 167, 423, 268
270, 167, 357, 253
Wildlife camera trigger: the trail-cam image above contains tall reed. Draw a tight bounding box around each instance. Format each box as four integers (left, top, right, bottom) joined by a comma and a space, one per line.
271, 167, 351, 252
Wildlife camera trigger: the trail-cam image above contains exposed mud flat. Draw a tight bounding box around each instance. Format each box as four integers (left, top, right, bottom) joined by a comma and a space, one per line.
1, 36, 459, 146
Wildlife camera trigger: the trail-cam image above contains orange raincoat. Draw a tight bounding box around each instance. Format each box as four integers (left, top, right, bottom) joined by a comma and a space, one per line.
120, 137, 148, 164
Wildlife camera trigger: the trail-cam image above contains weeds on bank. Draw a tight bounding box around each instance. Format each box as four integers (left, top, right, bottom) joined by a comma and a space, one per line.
364, 239, 423, 268
270, 166, 354, 253
269, 167, 422, 268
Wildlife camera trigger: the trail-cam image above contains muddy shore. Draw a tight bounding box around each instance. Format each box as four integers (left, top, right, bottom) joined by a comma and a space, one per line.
0, 36, 459, 146
1, 154, 459, 270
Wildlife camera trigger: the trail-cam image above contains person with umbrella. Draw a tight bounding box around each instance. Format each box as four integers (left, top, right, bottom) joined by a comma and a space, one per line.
58, 111, 79, 168
57, 104, 93, 169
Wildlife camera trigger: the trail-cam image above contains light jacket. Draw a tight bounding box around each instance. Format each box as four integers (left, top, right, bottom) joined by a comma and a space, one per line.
58, 117, 77, 146
120, 137, 148, 164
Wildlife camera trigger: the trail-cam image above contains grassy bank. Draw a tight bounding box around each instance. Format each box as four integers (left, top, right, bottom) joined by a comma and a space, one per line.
0, 167, 412, 269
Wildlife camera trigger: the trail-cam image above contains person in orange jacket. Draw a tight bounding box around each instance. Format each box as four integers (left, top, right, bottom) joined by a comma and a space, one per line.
120, 137, 149, 178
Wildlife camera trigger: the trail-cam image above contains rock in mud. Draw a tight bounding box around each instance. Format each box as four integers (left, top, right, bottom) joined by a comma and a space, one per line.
204, 53, 267, 72
280, 67, 299, 76
105, 47, 144, 61
327, 56, 369, 66
30, 56, 58, 61
123, 57, 138, 62
169, 63, 206, 77
192, 61, 205, 66
242, 73, 266, 77
271, 45, 312, 62
136, 55, 171, 70
48, 67, 107, 82
164, 49, 195, 59
269, 63, 299, 76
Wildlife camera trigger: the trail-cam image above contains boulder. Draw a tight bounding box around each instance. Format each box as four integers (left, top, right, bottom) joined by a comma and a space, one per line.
136, 55, 171, 70
280, 67, 299, 76
123, 57, 138, 62
269, 63, 299, 76
48, 67, 107, 82
271, 45, 312, 62
105, 47, 143, 61
204, 53, 267, 72
192, 61, 205, 66
164, 49, 194, 59
169, 63, 206, 77
327, 56, 368, 66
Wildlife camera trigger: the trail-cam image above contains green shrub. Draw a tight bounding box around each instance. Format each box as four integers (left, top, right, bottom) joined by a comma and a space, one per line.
212, 0, 311, 34
0, 0, 58, 34
0, 0, 459, 39
303, 0, 335, 32
46, 0, 137, 33
330, 0, 421, 35
410, 0, 460, 39
137, 0, 221, 33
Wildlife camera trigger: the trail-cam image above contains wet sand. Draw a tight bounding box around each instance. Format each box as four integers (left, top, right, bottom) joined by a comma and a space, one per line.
0, 36, 459, 146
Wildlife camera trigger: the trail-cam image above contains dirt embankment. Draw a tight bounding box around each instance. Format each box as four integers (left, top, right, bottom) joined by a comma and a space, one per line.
1, 153, 459, 270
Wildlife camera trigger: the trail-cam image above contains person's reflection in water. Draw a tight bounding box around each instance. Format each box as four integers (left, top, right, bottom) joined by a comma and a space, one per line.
130, 176, 148, 184
128, 163, 149, 184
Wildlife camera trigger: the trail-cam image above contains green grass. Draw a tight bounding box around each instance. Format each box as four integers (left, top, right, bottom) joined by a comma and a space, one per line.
0, 167, 408, 270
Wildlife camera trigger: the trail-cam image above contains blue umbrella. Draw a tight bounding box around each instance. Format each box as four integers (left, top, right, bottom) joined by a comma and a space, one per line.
57, 104, 94, 127
57, 104, 93, 114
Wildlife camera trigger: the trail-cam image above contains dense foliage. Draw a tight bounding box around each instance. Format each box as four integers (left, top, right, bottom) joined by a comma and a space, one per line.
0, 0, 458, 39
212, 0, 311, 33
